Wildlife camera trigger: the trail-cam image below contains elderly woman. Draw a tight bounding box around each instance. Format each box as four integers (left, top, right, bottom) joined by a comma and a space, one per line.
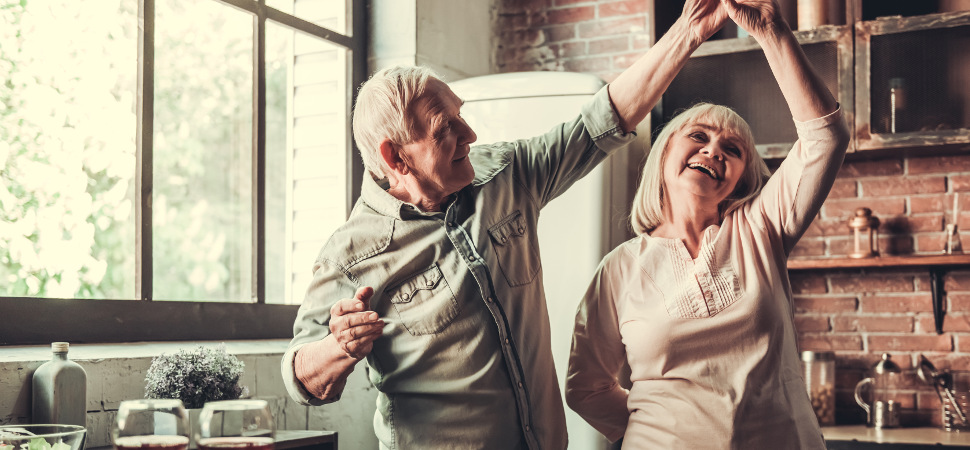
564, 0, 850, 449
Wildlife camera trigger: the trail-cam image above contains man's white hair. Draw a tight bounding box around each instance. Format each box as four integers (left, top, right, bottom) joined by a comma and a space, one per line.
351, 65, 443, 179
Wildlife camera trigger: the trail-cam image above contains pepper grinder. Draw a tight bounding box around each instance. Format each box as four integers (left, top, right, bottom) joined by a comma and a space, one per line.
946, 192, 963, 254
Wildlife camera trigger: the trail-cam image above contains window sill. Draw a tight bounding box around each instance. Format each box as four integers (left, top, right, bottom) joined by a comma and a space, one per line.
0, 339, 290, 363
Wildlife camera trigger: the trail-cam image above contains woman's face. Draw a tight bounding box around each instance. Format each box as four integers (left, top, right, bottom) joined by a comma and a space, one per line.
662, 119, 747, 206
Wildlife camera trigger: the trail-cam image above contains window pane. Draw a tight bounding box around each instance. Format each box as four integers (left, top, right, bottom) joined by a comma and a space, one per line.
265, 22, 349, 305
0, 0, 138, 299
153, 0, 253, 302
265, 0, 351, 35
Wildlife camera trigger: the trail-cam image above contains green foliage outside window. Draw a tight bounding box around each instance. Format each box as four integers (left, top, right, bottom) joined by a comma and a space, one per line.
0, 0, 290, 301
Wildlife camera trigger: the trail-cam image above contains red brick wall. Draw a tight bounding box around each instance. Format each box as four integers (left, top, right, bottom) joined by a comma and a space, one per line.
495, 0, 651, 82
792, 155, 970, 426
494, 0, 970, 428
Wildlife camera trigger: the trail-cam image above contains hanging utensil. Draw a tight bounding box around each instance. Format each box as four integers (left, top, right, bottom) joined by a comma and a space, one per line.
918, 354, 967, 425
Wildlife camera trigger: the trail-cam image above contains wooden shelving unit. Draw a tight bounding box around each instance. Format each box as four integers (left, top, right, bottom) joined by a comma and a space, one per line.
788, 254, 970, 270
788, 254, 970, 334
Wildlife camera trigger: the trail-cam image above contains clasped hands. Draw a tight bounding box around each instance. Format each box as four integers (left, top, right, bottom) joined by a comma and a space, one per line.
681, 0, 787, 46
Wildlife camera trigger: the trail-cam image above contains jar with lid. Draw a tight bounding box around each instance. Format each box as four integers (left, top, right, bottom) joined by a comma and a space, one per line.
802, 350, 836, 426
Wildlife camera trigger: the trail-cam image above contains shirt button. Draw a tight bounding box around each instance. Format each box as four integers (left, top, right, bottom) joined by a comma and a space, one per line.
518, 227, 525, 233
525, 425, 531, 432
402, 293, 409, 300
448, 222, 455, 227
486, 297, 493, 303
505, 338, 510, 344
469, 256, 476, 262
426, 280, 434, 287
518, 382, 523, 388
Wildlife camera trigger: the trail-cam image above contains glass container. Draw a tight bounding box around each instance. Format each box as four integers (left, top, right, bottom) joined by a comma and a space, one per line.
943, 371, 970, 432
0, 425, 86, 450
802, 351, 836, 426
855, 353, 902, 428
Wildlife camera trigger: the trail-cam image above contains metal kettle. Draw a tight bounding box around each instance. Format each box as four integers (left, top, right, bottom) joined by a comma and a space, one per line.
855, 353, 902, 428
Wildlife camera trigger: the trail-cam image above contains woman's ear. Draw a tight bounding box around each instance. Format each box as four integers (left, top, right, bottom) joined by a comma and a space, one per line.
379, 139, 409, 175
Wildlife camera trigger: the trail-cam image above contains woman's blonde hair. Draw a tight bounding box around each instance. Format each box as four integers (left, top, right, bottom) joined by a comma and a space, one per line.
630, 103, 770, 235
352, 65, 443, 179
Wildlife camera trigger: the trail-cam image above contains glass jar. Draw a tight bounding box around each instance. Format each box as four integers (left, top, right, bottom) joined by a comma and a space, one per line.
943, 370, 970, 432
802, 350, 836, 426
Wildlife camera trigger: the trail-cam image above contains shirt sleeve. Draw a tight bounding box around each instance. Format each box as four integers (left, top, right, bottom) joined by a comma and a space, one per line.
508, 84, 637, 210
749, 106, 850, 254
565, 255, 630, 443
281, 258, 358, 406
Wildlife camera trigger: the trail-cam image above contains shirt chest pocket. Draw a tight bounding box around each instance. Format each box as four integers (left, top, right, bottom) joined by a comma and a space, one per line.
488, 210, 541, 287
387, 264, 461, 336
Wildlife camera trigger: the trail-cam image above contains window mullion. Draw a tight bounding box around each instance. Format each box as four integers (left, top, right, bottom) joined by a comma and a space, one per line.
136, 0, 155, 301
348, 0, 367, 212
253, 3, 267, 304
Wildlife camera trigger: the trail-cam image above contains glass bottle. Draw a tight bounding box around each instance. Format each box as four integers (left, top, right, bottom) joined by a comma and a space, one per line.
32, 342, 87, 426
889, 77, 907, 134
802, 351, 836, 426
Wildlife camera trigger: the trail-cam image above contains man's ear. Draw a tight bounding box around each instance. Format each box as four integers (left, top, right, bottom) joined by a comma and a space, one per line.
379, 139, 409, 175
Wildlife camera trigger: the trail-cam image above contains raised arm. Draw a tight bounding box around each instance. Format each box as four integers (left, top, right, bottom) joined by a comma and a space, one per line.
721, 0, 838, 120
609, 0, 729, 133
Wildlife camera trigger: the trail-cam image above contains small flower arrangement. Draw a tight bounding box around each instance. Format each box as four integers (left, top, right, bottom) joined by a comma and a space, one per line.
144, 344, 247, 409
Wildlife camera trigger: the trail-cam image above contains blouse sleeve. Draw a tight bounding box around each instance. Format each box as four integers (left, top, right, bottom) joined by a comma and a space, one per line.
565, 257, 630, 443
749, 106, 850, 254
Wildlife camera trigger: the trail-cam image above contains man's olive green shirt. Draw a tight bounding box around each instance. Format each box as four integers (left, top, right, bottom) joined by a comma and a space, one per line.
282, 85, 635, 450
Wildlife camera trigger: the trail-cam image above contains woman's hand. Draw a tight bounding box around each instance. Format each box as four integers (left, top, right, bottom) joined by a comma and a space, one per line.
721, 0, 787, 41
679, 0, 729, 47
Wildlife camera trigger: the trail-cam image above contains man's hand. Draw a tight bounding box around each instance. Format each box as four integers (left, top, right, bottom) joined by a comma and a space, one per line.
721, 0, 786, 41
680, 0, 729, 47
329, 286, 385, 360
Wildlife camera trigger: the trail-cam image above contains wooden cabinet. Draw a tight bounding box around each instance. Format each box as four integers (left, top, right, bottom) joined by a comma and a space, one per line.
654, 1, 970, 160
854, 11, 970, 151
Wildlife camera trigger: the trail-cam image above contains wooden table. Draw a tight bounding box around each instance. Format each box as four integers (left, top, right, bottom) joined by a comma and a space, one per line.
89, 430, 336, 450
823, 425, 970, 449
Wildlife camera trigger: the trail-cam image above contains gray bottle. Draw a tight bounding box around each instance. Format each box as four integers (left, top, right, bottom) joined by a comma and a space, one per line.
32, 342, 87, 426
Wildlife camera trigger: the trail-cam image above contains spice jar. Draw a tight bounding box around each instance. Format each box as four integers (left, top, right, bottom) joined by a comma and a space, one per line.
802, 350, 836, 426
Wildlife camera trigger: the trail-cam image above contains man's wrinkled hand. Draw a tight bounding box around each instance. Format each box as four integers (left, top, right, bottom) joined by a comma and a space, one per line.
329, 286, 385, 360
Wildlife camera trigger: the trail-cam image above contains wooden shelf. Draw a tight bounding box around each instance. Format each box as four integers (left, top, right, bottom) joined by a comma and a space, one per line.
788, 254, 970, 334
788, 254, 970, 270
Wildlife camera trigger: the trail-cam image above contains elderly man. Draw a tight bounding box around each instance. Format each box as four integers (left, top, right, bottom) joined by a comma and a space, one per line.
282, 1, 729, 448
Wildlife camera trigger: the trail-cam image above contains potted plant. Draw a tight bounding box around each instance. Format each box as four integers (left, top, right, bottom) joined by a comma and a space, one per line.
144, 344, 248, 409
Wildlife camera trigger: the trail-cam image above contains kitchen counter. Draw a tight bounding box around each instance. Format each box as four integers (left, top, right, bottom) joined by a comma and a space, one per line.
823, 425, 970, 449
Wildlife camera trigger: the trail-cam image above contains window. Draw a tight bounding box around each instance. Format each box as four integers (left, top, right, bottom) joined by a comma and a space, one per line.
0, 0, 366, 344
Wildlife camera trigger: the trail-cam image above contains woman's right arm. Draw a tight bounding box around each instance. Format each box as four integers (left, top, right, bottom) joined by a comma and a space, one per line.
565, 261, 630, 443
721, 0, 837, 121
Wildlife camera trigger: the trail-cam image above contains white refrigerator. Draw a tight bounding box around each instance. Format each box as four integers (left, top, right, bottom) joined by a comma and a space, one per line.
450, 71, 646, 450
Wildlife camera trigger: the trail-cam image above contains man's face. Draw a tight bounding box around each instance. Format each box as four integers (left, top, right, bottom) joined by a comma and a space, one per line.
398, 78, 478, 200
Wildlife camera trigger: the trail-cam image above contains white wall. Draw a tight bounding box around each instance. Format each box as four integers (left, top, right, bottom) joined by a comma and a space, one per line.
369, 0, 492, 80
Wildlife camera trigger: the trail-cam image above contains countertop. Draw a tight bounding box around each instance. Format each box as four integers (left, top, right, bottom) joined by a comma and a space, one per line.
823, 425, 970, 449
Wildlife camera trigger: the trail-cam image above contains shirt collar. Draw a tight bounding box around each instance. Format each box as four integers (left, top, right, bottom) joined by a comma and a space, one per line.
360, 174, 458, 220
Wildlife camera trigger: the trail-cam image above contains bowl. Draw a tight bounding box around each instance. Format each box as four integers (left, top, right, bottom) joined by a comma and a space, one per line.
0, 425, 86, 450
